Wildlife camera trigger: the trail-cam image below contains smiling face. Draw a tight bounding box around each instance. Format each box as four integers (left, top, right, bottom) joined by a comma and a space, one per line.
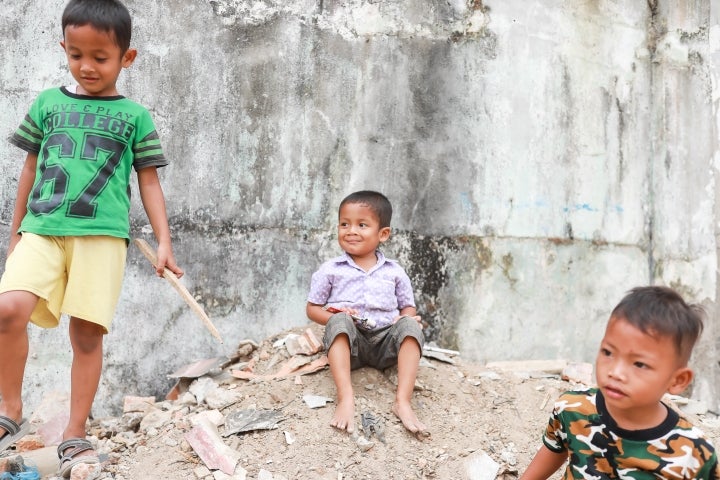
337, 202, 390, 269
595, 316, 693, 430
61, 24, 136, 96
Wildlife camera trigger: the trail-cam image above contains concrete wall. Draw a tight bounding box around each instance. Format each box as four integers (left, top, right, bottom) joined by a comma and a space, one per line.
1, 0, 719, 416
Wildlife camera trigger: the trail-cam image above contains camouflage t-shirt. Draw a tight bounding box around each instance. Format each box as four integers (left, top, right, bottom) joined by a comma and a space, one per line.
543, 388, 719, 479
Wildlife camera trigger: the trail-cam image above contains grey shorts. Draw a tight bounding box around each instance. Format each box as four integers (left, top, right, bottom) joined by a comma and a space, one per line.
323, 313, 425, 370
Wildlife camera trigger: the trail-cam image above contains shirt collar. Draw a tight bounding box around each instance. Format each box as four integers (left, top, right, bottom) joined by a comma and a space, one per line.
339, 250, 386, 271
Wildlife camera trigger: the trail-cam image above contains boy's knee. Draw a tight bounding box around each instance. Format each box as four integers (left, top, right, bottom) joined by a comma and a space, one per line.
328, 333, 351, 350
323, 313, 356, 349
69, 318, 105, 354
0, 293, 35, 333
396, 316, 423, 335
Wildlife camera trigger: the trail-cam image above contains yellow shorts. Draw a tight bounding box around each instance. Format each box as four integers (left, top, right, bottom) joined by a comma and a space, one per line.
0, 233, 127, 333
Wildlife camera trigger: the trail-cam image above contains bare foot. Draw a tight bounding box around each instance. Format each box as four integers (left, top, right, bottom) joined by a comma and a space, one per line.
393, 400, 428, 437
330, 397, 355, 433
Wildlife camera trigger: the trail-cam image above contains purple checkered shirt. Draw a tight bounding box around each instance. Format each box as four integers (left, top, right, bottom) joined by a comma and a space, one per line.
307, 250, 416, 329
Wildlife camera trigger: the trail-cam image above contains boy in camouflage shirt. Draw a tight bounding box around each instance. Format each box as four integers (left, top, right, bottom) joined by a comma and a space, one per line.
521, 286, 719, 479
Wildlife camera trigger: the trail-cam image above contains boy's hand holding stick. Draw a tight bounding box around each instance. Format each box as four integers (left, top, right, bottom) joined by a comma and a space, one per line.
134, 238, 223, 344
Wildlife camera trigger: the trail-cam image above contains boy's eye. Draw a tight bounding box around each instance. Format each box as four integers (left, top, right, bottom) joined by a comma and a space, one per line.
634, 361, 648, 369
96, 58, 108, 63
599, 348, 611, 357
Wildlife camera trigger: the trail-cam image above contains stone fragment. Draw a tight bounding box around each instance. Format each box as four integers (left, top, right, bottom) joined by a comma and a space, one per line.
194, 465, 212, 478
123, 395, 156, 413
465, 450, 500, 480
302, 395, 333, 409
140, 408, 173, 432
190, 377, 221, 405
561, 362, 593, 385
15, 434, 45, 452
185, 418, 241, 475
69, 462, 102, 480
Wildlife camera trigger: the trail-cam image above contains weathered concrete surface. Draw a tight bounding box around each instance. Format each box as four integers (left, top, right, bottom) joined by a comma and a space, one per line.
1, 0, 719, 415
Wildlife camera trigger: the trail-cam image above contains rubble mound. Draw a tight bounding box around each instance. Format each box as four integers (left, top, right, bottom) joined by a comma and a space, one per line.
5, 324, 720, 479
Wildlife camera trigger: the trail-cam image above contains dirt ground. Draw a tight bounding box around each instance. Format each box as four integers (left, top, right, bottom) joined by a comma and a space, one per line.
15, 323, 720, 480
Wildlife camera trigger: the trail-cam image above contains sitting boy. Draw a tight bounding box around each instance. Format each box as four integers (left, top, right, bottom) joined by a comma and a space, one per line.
306, 190, 426, 436
521, 286, 719, 479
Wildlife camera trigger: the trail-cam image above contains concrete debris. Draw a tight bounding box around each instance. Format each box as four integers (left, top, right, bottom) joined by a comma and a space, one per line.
257, 469, 273, 479
282, 431, 295, 445
474, 371, 501, 381
223, 409, 284, 436
422, 350, 456, 364
139, 408, 173, 433
122, 396, 156, 414
302, 395, 333, 409
32, 392, 70, 447
204, 387, 243, 411
561, 362, 593, 385
231, 356, 329, 381
189, 377, 221, 405
281, 328, 323, 356
168, 357, 230, 379
194, 465, 212, 478
190, 410, 225, 428
354, 434, 374, 452
10, 323, 713, 479
464, 450, 500, 480
679, 399, 709, 416
422, 344, 459, 364
14, 435, 45, 453
184, 418, 241, 475
360, 412, 385, 443
0, 455, 39, 477
424, 344, 460, 356
484, 359, 568, 374
69, 461, 101, 480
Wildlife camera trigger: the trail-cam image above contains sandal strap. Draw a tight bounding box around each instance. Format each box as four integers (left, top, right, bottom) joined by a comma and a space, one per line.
57, 438, 93, 461
0, 416, 21, 436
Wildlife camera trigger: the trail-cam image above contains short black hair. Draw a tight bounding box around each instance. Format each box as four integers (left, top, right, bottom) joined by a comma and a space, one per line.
339, 191, 393, 228
610, 286, 704, 363
62, 0, 132, 53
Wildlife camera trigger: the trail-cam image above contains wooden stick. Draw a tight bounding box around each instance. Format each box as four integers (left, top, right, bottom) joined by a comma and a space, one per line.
133, 238, 223, 343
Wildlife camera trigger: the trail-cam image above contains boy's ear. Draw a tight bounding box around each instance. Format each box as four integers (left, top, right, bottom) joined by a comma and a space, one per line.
667, 367, 694, 395
122, 48, 137, 68
378, 227, 391, 243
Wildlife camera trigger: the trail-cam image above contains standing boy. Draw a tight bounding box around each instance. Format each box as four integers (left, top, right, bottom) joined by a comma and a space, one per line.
521, 286, 719, 479
306, 191, 427, 436
0, 0, 183, 477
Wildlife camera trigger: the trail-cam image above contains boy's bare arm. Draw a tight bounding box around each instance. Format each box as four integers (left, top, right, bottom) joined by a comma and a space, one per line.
397, 306, 422, 326
137, 167, 183, 278
7, 153, 37, 256
306, 302, 333, 325
520, 445, 566, 480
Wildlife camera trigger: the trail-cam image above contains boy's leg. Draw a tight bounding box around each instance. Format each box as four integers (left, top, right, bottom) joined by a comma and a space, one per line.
0, 291, 37, 435
327, 333, 355, 432
393, 335, 426, 434
63, 316, 104, 441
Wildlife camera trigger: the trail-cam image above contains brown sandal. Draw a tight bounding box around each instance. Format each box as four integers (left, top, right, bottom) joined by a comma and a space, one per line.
57, 438, 100, 478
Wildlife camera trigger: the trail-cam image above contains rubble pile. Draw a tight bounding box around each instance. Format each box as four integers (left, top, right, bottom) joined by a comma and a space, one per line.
2, 323, 719, 480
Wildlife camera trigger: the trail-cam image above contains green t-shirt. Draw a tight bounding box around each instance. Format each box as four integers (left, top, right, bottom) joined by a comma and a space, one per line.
543, 388, 720, 479
10, 87, 167, 239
